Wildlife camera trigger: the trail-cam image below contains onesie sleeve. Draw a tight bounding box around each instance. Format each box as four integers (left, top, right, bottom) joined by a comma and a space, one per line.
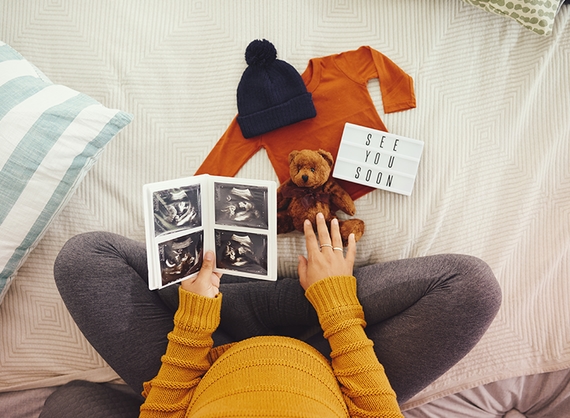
195, 116, 264, 177
334, 46, 416, 114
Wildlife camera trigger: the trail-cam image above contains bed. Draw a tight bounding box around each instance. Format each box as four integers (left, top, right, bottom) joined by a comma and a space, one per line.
1, 1, 569, 417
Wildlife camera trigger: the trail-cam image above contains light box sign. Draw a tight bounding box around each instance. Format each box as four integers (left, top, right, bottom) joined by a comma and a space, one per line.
333, 123, 424, 196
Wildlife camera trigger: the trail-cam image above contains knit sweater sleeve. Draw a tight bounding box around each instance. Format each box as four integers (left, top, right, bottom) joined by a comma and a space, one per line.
305, 276, 404, 418
139, 288, 222, 418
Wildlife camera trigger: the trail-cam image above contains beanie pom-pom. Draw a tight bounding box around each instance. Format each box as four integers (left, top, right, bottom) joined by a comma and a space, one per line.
245, 39, 277, 67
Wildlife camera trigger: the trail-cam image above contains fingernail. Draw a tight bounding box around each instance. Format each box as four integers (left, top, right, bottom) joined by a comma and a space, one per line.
332, 218, 338, 225
317, 212, 324, 219
204, 251, 214, 261
304, 219, 311, 226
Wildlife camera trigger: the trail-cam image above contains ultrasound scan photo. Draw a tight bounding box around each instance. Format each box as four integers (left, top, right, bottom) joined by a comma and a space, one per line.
215, 230, 268, 275
153, 185, 201, 236
159, 231, 203, 285
214, 183, 268, 229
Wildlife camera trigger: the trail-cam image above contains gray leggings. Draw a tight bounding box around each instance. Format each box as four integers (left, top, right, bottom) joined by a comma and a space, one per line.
54, 231, 501, 404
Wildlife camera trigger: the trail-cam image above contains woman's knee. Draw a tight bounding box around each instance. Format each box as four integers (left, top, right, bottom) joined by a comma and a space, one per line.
447, 254, 502, 323
54, 231, 122, 290
55, 231, 108, 266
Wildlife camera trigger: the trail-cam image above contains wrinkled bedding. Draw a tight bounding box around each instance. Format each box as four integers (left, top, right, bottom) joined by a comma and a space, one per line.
1, 0, 569, 411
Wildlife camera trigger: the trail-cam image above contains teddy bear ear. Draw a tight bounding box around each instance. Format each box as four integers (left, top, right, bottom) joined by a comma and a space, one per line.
288, 150, 300, 164
317, 149, 334, 167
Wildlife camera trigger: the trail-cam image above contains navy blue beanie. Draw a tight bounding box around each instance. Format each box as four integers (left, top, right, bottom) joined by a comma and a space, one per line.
236, 39, 316, 139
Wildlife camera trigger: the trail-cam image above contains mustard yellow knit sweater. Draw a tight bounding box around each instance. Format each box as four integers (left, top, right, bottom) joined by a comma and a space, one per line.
140, 276, 403, 417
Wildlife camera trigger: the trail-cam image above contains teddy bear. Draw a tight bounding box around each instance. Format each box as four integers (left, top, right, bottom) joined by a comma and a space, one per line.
277, 149, 364, 245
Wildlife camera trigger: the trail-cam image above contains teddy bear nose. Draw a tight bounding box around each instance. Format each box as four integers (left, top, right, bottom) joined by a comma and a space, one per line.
302, 174, 309, 183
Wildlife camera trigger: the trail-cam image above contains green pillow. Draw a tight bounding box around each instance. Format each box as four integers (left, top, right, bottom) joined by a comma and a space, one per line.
463, 0, 562, 36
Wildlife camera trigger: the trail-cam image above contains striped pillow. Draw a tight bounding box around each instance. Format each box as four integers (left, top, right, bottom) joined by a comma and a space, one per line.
0, 42, 133, 304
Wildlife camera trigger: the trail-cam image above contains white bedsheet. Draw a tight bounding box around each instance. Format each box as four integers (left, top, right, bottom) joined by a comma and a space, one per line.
1, 0, 569, 410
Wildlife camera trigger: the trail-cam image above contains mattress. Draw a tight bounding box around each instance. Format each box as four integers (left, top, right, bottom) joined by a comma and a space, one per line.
1, 0, 569, 411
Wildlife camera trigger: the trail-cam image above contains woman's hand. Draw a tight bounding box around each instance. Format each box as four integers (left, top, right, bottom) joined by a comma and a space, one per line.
298, 213, 356, 291
181, 251, 221, 298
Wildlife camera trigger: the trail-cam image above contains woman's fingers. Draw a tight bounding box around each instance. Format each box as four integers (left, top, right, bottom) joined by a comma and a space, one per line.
316, 213, 332, 248
181, 251, 220, 298
303, 218, 320, 254
345, 231, 356, 267
298, 213, 357, 290
297, 254, 308, 282
329, 218, 344, 252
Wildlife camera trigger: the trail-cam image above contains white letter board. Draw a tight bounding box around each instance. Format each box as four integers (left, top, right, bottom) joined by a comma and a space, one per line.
332, 123, 424, 196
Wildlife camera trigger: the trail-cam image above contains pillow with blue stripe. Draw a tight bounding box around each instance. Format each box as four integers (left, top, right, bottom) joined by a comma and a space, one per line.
0, 42, 133, 304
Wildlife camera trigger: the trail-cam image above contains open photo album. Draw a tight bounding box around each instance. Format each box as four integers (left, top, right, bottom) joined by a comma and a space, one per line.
143, 174, 277, 290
